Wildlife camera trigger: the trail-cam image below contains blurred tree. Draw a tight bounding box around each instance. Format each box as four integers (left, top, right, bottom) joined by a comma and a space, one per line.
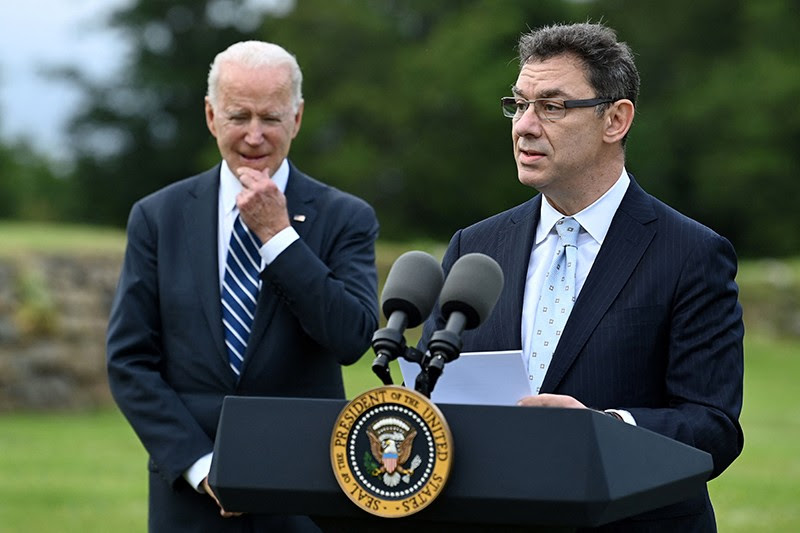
53, 0, 799, 256
583, 0, 800, 256
57, 0, 575, 236
269, 0, 575, 238
61, 0, 271, 226
0, 141, 71, 221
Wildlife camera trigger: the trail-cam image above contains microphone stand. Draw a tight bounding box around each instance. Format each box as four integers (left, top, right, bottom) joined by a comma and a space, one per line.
370, 325, 406, 385
415, 313, 465, 398
370, 308, 430, 385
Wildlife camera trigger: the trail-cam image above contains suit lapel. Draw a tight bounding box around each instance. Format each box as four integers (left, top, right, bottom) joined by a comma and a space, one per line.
244, 163, 318, 358
491, 197, 541, 349
182, 166, 230, 370
540, 179, 658, 392
283, 163, 319, 243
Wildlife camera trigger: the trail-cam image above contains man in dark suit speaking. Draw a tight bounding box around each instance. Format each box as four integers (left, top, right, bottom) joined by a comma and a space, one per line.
420, 23, 743, 532
107, 41, 379, 531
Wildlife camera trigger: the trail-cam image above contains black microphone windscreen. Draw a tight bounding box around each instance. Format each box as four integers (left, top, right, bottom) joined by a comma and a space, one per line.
381, 251, 444, 327
440, 253, 504, 329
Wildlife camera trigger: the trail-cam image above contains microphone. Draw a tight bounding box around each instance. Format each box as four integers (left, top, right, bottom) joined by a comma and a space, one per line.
416, 253, 504, 397
371, 251, 444, 385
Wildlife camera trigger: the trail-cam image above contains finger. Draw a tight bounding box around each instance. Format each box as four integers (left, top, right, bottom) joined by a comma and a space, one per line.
520, 394, 587, 409
239, 177, 280, 201
517, 394, 566, 407
516, 395, 543, 407
236, 166, 270, 186
236, 169, 257, 189
202, 477, 227, 510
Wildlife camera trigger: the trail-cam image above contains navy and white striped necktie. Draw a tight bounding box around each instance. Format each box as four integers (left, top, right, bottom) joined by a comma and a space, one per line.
221, 215, 262, 377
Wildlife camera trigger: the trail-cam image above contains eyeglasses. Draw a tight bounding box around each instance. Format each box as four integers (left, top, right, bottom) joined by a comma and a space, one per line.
500, 97, 614, 122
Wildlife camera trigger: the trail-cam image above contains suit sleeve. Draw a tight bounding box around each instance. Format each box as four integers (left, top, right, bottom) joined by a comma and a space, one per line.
262, 195, 380, 365
106, 202, 214, 485
625, 232, 744, 478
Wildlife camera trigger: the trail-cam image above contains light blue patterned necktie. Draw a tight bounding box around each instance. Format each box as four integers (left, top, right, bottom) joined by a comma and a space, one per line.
527, 217, 580, 394
221, 215, 262, 377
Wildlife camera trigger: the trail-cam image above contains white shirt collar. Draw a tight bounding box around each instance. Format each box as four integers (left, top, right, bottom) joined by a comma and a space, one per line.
536, 168, 630, 245
220, 158, 290, 216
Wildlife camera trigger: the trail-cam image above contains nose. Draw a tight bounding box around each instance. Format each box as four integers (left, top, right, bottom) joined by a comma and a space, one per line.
244, 117, 266, 145
513, 106, 544, 138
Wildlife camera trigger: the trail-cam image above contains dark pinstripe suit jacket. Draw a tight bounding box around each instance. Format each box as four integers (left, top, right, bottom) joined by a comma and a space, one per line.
107, 162, 379, 532
420, 176, 743, 532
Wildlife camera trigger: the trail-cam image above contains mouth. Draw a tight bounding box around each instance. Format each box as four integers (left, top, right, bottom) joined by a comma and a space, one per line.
240, 153, 268, 162
237, 153, 271, 169
517, 147, 546, 165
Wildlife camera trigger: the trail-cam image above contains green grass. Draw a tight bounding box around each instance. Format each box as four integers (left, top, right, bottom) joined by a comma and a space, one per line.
0, 334, 797, 532
0, 220, 127, 256
0, 410, 148, 531
707, 334, 800, 531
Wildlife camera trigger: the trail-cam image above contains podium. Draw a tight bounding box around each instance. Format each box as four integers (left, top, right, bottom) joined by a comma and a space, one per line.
209, 395, 712, 532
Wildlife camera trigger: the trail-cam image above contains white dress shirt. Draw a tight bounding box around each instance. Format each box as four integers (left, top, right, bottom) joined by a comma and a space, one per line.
521, 168, 635, 424
185, 158, 300, 492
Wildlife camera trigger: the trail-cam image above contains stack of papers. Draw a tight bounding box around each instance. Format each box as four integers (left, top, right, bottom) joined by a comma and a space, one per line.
398, 350, 530, 406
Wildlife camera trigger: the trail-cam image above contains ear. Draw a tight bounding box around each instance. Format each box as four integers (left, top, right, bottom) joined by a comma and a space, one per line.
291, 100, 305, 139
602, 99, 634, 144
204, 97, 217, 138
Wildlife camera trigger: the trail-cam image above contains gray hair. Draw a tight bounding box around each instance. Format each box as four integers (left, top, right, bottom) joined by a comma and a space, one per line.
518, 22, 640, 110
206, 41, 303, 111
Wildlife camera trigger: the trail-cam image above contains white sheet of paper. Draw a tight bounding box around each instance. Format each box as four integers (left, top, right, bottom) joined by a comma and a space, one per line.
398, 350, 530, 406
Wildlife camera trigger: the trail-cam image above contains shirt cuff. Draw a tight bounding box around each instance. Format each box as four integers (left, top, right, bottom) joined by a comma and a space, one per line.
605, 409, 637, 426
260, 226, 300, 265
184, 452, 213, 493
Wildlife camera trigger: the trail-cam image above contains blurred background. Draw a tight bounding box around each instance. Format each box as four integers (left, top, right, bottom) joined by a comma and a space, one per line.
1, 0, 799, 255
0, 0, 798, 531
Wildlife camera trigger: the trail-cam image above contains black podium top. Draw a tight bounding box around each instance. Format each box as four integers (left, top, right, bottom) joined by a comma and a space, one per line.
210, 395, 711, 530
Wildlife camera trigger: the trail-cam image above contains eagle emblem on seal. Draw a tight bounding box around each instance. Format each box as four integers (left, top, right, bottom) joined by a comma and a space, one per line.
366, 417, 422, 487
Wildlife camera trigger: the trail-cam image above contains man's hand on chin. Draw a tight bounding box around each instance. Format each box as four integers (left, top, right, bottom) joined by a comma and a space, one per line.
235, 165, 290, 244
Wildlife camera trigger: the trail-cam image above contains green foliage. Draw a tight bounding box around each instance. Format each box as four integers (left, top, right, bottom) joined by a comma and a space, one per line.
596, 0, 800, 257
60, 0, 260, 226
0, 142, 73, 221
243, 0, 589, 238
3, 0, 799, 256
14, 266, 59, 338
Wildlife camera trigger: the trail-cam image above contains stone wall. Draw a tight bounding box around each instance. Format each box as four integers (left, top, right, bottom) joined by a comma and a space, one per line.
0, 249, 796, 412
0, 253, 122, 411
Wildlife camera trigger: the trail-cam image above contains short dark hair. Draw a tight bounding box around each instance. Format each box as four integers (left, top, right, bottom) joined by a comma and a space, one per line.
518, 22, 640, 109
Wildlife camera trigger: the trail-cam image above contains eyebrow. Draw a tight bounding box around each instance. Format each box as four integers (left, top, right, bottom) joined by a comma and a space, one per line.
510, 85, 570, 100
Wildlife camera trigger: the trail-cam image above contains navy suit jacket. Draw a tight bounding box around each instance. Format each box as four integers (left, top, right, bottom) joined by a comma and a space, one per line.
420, 177, 744, 532
107, 162, 379, 532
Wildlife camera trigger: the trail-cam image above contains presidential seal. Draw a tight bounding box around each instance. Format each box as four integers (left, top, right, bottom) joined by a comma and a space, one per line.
330, 385, 453, 518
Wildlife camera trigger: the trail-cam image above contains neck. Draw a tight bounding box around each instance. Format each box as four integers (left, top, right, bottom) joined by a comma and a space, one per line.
544, 158, 624, 216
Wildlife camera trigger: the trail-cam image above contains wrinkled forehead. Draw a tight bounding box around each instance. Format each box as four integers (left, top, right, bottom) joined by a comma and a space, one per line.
512, 54, 592, 99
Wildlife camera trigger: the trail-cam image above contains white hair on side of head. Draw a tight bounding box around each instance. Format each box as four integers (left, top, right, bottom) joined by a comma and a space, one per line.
206, 40, 304, 111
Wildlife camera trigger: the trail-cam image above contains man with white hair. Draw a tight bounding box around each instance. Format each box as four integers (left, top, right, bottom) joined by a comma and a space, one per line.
107, 41, 379, 531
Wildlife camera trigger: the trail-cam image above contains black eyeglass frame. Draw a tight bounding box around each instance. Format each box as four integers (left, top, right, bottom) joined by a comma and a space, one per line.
500, 97, 615, 121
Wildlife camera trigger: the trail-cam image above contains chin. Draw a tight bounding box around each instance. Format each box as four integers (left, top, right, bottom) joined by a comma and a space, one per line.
517, 168, 544, 189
